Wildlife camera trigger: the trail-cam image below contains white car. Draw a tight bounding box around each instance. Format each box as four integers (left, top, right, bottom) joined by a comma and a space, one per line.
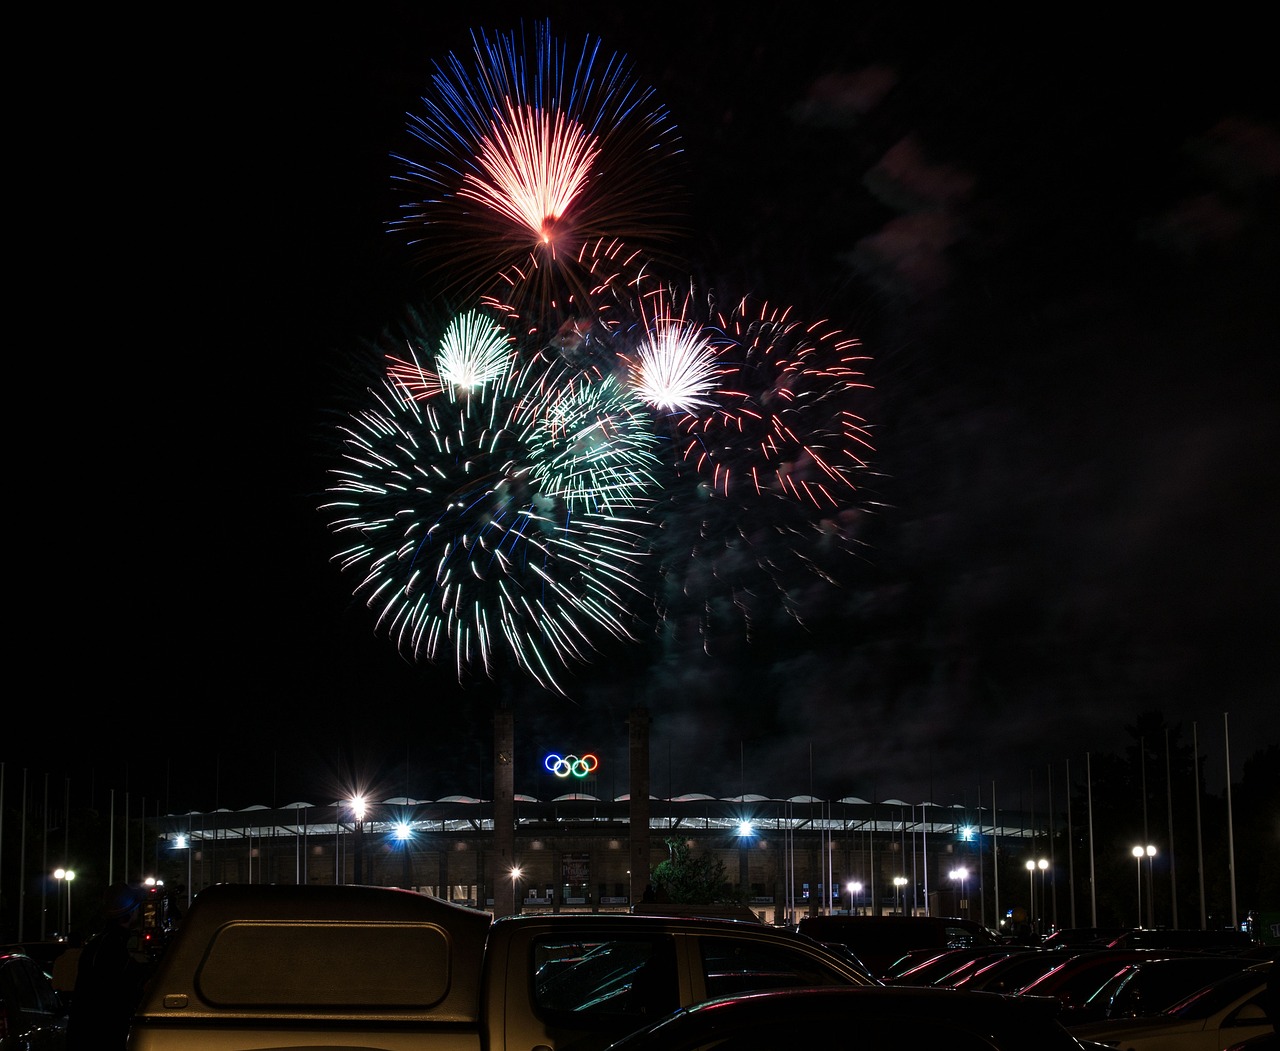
1070, 961, 1274, 1050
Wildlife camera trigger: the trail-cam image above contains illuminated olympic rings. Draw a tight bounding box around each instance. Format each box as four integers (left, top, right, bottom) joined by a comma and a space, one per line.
544, 753, 599, 778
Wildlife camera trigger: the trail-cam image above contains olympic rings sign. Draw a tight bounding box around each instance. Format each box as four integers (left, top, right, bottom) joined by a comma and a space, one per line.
544, 753, 599, 778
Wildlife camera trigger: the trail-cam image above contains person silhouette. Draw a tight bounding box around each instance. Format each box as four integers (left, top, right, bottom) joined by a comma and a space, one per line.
67, 882, 153, 1050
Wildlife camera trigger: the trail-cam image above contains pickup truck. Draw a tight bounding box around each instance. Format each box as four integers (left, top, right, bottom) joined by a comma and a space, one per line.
125, 883, 878, 1051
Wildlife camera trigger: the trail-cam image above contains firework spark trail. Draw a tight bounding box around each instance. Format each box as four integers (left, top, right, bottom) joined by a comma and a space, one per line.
391, 20, 686, 321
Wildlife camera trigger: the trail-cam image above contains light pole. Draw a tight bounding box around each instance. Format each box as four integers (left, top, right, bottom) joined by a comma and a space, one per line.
1131, 844, 1156, 928
511, 866, 523, 916
1136, 844, 1157, 926
847, 881, 861, 916
54, 868, 75, 937
1037, 859, 1049, 935
1145, 845, 1157, 928
893, 876, 908, 916
949, 867, 969, 918
1025, 860, 1037, 936
351, 795, 368, 885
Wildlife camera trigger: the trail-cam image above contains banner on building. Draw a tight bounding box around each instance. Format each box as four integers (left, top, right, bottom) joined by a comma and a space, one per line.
562, 853, 590, 885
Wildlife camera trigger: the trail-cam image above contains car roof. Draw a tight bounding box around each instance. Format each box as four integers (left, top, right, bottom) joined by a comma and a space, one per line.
685, 984, 1060, 1015
496, 912, 774, 932
604, 985, 1079, 1050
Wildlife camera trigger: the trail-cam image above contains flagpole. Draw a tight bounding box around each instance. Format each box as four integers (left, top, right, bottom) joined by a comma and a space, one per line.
1193, 722, 1206, 929
1165, 728, 1178, 929
19, 769, 28, 942
1066, 758, 1076, 929
991, 779, 1000, 931
1224, 712, 1238, 930
1086, 753, 1097, 926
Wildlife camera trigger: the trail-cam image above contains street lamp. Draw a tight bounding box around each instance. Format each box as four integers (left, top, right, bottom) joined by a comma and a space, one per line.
949, 867, 969, 918
1144, 845, 1157, 927
54, 868, 75, 937
1131, 844, 1155, 928
511, 866, 523, 915
1037, 859, 1049, 935
351, 795, 368, 885
1025, 860, 1036, 935
847, 881, 861, 916
893, 876, 908, 916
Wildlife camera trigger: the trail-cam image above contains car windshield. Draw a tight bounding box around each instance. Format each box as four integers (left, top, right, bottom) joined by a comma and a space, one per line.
1163, 968, 1268, 1020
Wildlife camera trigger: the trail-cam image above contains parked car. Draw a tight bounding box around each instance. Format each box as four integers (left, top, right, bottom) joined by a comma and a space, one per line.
1105, 928, 1260, 953
127, 882, 882, 1051
794, 915, 1002, 978
629, 902, 764, 923
950, 948, 1066, 993
886, 944, 1032, 986
600, 985, 1100, 1051
1042, 928, 1130, 951
1017, 949, 1160, 1011
1065, 953, 1257, 1025
0, 950, 67, 1050
1069, 961, 1274, 1050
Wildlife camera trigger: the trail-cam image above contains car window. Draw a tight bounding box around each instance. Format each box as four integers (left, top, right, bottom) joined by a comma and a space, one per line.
23, 959, 59, 1014
698, 937, 847, 998
6, 959, 41, 1012
532, 934, 678, 1023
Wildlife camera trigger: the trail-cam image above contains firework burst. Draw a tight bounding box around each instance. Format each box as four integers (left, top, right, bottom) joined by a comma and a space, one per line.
386, 307, 516, 401
680, 294, 874, 507
648, 292, 877, 640
617, 283, 726, 415
324, 23, 879, 693
391, 20, 687, 325
323, 317, 659, 693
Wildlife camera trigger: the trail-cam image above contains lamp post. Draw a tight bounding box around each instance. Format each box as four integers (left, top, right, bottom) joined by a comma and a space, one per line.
1131, 844, 1156, 928
511, 866, 523, 916
847, 881, 861, 916
1025, 860, 1036, 935
893, 876, 908, 916
1037, 859, 1049, 936
54, 868, 75, 937
1145, 845, 1157, 928
351, 795, 368, 885
949, 867, 969, 918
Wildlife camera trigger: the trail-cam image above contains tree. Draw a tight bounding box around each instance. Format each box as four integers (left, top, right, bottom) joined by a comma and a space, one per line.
650, 837, 734, 904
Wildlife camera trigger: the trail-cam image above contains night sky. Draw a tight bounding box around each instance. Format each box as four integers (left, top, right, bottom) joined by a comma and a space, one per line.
25, 4, 1278, 816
